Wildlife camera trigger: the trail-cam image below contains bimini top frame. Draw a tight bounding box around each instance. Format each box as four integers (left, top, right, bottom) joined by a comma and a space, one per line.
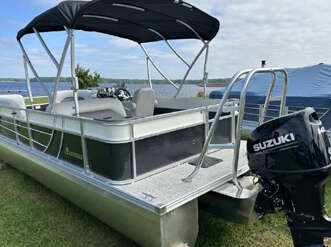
17, 0, 220, 115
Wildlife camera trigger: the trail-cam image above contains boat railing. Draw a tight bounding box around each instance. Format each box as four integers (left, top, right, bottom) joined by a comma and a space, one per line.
183, 67, 288, 193
242, 103, 329, 130
0, 101, 236, 185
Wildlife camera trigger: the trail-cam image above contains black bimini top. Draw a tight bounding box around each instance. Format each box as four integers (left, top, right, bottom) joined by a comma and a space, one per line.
17, 0, 220, 43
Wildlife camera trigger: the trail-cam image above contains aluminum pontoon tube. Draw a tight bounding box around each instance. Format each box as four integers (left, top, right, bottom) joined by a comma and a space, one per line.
0, 136, 199, 247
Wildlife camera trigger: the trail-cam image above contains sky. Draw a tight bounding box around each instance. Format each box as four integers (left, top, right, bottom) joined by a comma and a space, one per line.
0, 0, 331, 80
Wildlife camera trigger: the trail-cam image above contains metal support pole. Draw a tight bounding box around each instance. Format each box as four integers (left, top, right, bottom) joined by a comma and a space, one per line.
259, 72, 276, 125
50, 33, 72, 113
231, 68, 287, 190
175, 43, 209, 97
279, 71, 288, 116
139, 43, 179, 89
18, 40, 51, 98
258, 104, 264, 125
80, 119, 90, 172
70, 29, 80, 117
26, 111, 34, 149
57, 117, 65, 159
12, 113, 20, 144
203, 45, 210, 98
165, 39, 190, 67
231, 109, 236, 144
130, 123, 137, 180
176, 19, 206, 44
33, 27, 60, 70
146, 57, 152, 89
23, 56, 34, 108
183, 69, 251, 183
173, 19, 210, 97
148, 28, 190, 67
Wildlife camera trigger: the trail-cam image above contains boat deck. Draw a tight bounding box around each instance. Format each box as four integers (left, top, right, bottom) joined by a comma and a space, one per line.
0, 130, 248, 216
157, 97, 221, 110
114, 141, 249, 214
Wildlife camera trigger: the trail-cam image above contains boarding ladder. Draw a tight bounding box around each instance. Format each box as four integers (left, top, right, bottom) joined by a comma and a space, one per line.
184, 68, 288, 194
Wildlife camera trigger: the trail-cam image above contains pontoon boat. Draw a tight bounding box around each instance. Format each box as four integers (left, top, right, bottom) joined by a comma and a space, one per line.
1, 1, 331, 247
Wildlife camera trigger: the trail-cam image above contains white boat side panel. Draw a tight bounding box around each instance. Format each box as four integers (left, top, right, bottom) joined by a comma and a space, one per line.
62, 117, 81, 135
29, 111, 82, 135
83, 122, 131, 142
29, 111, 57, 128
134, 111, 204, 139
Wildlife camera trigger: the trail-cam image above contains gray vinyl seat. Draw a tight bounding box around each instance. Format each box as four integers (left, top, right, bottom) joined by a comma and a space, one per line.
0, 94, 27, 120
124, 88, 156, 117
53, 90, 97, 104
52, 98, 127, 120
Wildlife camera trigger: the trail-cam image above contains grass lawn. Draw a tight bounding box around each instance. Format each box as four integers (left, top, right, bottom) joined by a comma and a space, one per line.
24, 96, 49, 105
0, 165, 331, 247
0, 97, 329, 246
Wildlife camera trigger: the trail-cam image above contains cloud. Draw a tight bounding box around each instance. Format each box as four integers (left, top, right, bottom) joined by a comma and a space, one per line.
0, 38, 17, 49
109, 38, 137, 49
3, 0, 331, 79
32, 0, 63, 6
75, 43, 88, 49
188, 0, 331, 77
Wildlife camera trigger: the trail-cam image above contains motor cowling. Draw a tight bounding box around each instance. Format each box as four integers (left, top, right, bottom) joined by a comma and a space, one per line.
247, 108, 331, 247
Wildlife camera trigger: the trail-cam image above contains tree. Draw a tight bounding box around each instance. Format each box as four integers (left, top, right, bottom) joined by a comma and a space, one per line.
75, 64, 101, 89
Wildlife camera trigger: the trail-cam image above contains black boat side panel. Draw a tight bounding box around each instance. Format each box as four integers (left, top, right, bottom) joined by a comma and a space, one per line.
0, 115, 232, 181
59, 134, 84, 168
17, 121, 29, 145
211, 117, 233, 144
46, 130, 62, 157
31, 124, 53, 151
135, 125, 205, 176
86, 139, 133, 181
0, 116, 16, 140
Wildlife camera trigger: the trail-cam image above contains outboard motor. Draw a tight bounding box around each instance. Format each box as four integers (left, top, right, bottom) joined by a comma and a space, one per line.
247, 108, 331, 247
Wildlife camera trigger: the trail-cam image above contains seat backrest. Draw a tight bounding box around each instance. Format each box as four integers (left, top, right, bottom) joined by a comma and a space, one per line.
53, 90, 97, 104
133, 88, 155, 117
53, 98, 127, 118
0, 94, 26, 120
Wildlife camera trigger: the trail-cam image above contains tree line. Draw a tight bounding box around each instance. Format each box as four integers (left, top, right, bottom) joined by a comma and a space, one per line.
0, 65, 230, 87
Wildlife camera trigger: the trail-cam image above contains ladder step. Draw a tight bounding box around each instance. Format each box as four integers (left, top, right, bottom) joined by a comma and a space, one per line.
208, 143, 235, 149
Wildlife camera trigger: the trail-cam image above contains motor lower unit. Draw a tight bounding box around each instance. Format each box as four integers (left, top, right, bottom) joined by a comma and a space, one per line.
247, 107, 331, 247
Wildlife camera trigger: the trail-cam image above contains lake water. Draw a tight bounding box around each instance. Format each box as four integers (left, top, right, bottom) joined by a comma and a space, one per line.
0, 82, 222, 98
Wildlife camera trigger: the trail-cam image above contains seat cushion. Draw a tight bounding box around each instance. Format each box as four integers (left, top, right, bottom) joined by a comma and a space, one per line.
0, 94, 26, 120
53, 90, 97, 104
133, 88, 155, 117
53, 98, 127, 118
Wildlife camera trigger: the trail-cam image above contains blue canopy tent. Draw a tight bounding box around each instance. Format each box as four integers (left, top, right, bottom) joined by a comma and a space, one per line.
210, 64, 331, 129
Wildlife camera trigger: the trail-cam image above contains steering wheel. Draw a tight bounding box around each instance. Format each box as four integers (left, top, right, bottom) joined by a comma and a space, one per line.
115, 88, 132, 101
97, 87, 132, 101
